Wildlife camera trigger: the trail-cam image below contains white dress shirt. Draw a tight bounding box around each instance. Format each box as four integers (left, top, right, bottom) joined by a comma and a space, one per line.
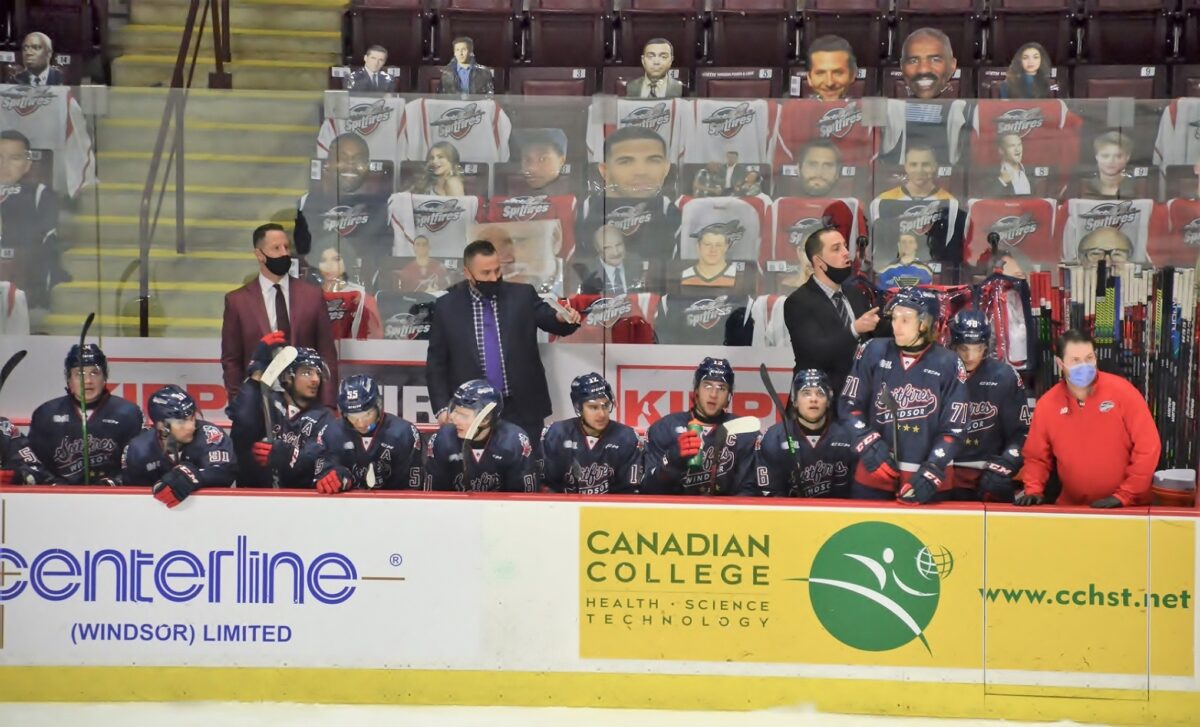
258, 273, 291, 331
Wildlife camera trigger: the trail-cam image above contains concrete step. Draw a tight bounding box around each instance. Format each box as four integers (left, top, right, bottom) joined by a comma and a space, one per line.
78, 182, 305, 222
40, 311, 221, 338
102, 87, 323, 126
113, 23, 342, 60
66, 213, 295, 249
61, 246, 255, 285
113, 54, 330, 90
97, 117, 317, 157
53, 279, 239, 321
130, 0, 346, 34
95, 149, 311, 187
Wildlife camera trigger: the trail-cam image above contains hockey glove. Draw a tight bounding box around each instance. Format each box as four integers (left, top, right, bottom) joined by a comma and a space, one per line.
248, 330, 288, 377
899, 462, 944, 505
252, 440, 298, 470
1091, 495, 1122, 509
316, 467, 352, 495
855, 431, 899, 480
675, 430, 702, 462
1013, 491, 1044, 507
979, 467, 1016, 503
152, 464, 202, 509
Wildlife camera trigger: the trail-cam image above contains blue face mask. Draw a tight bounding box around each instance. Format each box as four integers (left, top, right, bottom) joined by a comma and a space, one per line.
1066, 362, 1097, 388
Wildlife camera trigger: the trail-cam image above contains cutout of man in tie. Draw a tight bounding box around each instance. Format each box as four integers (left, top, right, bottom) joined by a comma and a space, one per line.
11, 32, 63, 87
627, 39, 683, 99
346, 45, 395, 93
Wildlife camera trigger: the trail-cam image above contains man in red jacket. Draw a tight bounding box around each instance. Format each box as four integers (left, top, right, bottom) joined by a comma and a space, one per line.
1016, 330, 1160, 508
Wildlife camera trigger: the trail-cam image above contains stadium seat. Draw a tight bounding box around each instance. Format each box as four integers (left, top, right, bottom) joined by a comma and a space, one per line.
799, 0, 888, 67
977, 65, 1068, 97
988, 0, 1077, 66
507, 66, 598, 96
416, 64, 507, 93
432, 0, 520, 67
1083, 0, 1172, 65
1164, 165, 1200, 199
786, 67, 878, 98
1072, 65, 1167, 99
1170, 64, 1200, 97
615, 0, 704, 68
694, 67, 783, 98
348, 0, 428, 69
1185, 0, 1200, 63
601, 66, 690, 95
709, 0, 795, 68
17, 0, 101, 55
527, 0, 611, 66
894, 0, 983, 65
881, 67, 975, 98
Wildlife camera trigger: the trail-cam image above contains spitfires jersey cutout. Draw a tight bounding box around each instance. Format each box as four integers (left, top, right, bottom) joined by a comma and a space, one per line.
1061, 198, 1156, 265
586, 98, 686, 163
677, 195, 767, 261
317, 95, 407, 167
657, 293, 754, 346
389, 192, 482, 257
869, 195, 964, 264
1154, 97, 1200, 169
377, 291, 437, 340
0, 84, 94, 198
577, 194, 681, 263
562, 293, 660, 344
971, 100, 1082, 174
770, 197, 865, 260
404, 98, 512, 163
683, 99, 777, 164
322, 284, 380, 340
297, 190, 392, 262
749, 294, 790, 349
1155, 197, 1200, 266
773, 99, 891, 167
486, 194, 578, 258
963, 197, 1059, 266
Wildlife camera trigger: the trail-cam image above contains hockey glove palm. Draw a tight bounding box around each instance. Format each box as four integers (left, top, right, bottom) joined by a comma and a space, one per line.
1013, 491, 1044, 506
248, 330, 288, 376
152, 464, 201, 509
675, 430, 702, 463
855, 431, 899, 479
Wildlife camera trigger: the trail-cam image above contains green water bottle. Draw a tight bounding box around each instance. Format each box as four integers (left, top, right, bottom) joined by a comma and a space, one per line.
686, 420, 705, 468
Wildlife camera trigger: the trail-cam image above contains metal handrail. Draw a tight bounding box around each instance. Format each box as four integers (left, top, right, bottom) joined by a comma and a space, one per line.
135, 0, 230, 336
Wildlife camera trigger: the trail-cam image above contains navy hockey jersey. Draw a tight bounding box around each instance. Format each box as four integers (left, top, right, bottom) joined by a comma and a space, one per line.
838, 339, 970, 492
228, 380, 337, 488
752, 420, 856, 498
0, 416, 51, 483
424, 420, 538, 492
316, 414, 422, 490
120, 420, 237, 489
644, 411, 758, 496
540, 418, 644, 494
953, 357, 1030, 489
28, 393, 145, 484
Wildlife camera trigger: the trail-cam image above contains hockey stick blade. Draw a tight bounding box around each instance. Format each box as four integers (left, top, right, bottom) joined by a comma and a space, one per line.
261, 346, 299, 388
721, 416, 763, 436
460, 402, 498, 488
541, 294, 574, 319
78, 311, 96, 486
0, 350, 28, 396
366, 463, 378, 489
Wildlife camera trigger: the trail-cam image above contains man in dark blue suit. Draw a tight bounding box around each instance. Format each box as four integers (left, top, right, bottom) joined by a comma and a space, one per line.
427, 240, 582, 440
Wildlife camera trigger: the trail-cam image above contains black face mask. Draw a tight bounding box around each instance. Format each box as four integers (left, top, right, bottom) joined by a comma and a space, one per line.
263, 253, 292, 277
820, 256, 852, 285
473, 277, 503, 298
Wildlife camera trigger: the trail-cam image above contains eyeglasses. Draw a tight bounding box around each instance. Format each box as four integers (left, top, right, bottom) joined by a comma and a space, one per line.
1082, 248, 1130, 262
700, 382, 729, 393
68, 367, 103, 380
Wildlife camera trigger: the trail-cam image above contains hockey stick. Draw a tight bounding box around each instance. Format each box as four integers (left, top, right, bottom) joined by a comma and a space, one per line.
460, 402, 497, 490
881, 382, 899, 467
705, 416, 761, 495
0, 349, 27, 399
758, 364, 801, 482
366, 463, 378, 489
258, 346, 298, 443
78, 312, 95, 485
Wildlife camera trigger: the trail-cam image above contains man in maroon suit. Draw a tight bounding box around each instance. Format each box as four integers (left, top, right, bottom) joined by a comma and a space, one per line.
221, 223, 339, 407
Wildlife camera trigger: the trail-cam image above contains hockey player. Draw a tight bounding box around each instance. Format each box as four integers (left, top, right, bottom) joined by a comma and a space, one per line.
424, 379, 538, 492
541, 373, 644, 494
947, 310, 1029, 502
644, 357, 758, 496
121, 385, 236, 507
28, 343, 144, 485
313, 374, 422, 493
839, 287, 970, 504
229, 340, 337, 488
753, 369, 856, 498
0, 416, 51, 484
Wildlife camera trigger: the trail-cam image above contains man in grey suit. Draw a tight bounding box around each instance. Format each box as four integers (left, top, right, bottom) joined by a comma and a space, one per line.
625, 39, 684, 98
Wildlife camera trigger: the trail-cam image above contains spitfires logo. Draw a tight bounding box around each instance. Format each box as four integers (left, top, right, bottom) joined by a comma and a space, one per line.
993, 107, 1046, 137
384, 310, 432, 340
1182, 217, 1200, 247
967, 401, 998, 432
584, 295, 634, 328
431, 103, 486, 141
796, 460, 850, 497
817, 104, 863, 139
989, 213, 1039, 248
322, 205, 371, 236
1080, 201, 1140, 233
499, 195, 552, 221
691, 220, 745, 246
345, 99, 393, 136
571, 462, 617, 495
414, 198, 467, 232
685, 296, 734, 330
787, 216, 826, 246
0, 86, 54, 117
701, 102, 756, 139
325, 296, 352, 322
620, 102, 672, 133
898, 202, 946, 236
203, 425, 224, 446
606, 203, 654, 235
875, 383, 938, 421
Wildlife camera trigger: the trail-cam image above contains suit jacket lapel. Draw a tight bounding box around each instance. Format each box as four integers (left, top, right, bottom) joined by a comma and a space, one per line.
248, 280, 271, 334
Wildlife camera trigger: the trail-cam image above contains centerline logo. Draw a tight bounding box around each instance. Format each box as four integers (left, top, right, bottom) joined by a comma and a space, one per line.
790, 522, 953, 653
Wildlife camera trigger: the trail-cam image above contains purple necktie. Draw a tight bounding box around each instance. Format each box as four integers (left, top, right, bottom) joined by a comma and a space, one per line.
479, 299, 505, 394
